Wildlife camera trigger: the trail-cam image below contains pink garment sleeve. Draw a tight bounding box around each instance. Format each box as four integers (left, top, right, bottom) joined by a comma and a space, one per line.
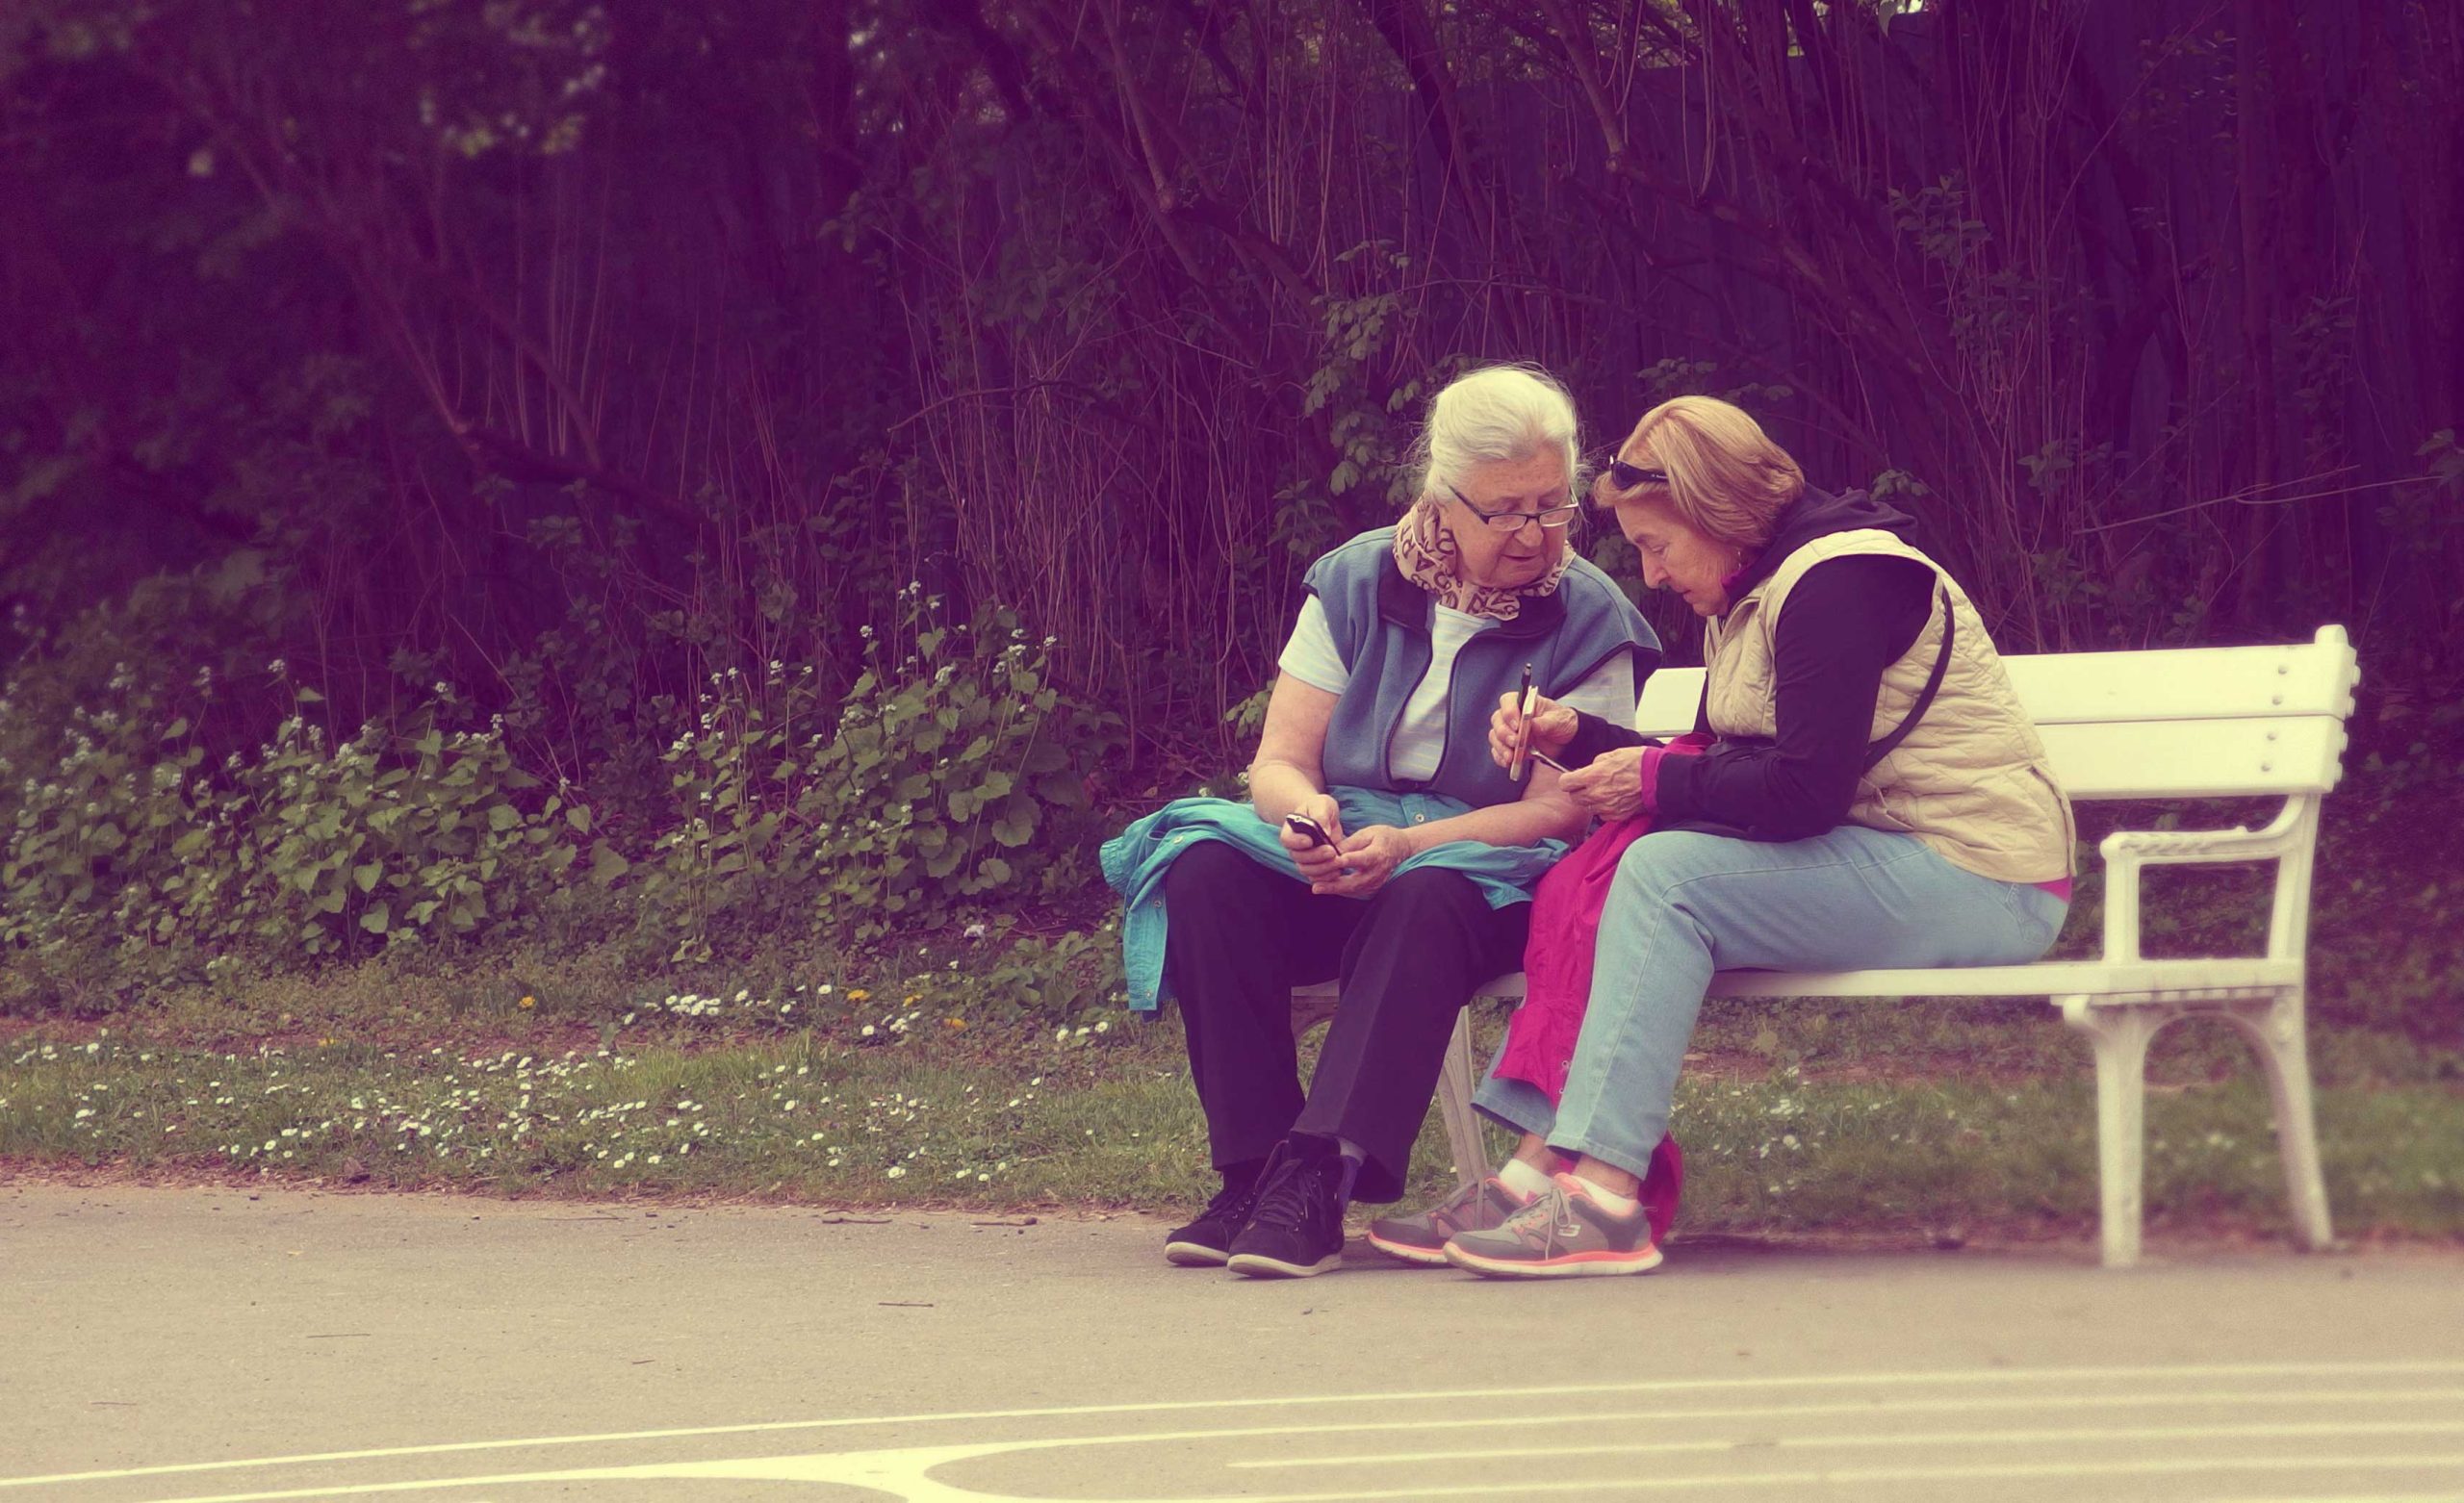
1636, 734, 1711, 816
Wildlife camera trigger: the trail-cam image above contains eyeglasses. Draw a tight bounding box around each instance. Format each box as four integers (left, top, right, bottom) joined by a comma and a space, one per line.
1445, 484, 1583, 533
1604, 457, 1669, 490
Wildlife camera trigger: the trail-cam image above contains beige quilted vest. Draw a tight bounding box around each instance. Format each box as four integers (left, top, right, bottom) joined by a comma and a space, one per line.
1701, 529, 2075, 882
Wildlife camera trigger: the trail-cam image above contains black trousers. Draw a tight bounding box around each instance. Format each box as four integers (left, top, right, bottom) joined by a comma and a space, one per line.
1160, 841, 1529, 1204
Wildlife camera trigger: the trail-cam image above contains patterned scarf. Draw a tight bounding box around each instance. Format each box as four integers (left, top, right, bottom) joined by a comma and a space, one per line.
1390, 496, 1575, 621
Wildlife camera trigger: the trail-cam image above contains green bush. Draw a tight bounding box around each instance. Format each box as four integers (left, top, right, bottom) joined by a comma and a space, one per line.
633, 598, 1122, 959
2, 592, 1121, 1005
1, 663, 588, 992
0, 662, 207, 954
217, 703, 587, 955
806, 602, 1118, 927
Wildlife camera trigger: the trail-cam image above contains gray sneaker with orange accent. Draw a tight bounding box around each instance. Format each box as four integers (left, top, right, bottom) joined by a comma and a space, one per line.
1441, 1173, 1664, 1279
1365, 1176, 1533, 1266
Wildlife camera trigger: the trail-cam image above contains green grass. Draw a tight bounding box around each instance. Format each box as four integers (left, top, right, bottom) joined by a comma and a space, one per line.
5, 777, 2459, 1249
1, 921, 1127, 1049
7, 1004, 2460, 1245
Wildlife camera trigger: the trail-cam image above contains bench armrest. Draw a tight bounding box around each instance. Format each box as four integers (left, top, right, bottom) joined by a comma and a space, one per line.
2098, 795, 2322, 965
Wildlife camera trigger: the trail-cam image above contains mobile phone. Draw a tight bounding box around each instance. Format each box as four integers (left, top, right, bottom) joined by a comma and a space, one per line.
1508, 663, 1538, 783
1283, 812, 1334, 848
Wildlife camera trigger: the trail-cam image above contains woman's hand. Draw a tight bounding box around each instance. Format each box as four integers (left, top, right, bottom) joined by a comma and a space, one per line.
1312, 824, 1414, 899
1277, 792, 1349, 885
1489, 692, 1579, 770
1556, 746, 1647, 821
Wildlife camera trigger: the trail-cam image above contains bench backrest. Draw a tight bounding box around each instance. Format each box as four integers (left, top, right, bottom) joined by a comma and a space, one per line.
1631, 625, 2360, 801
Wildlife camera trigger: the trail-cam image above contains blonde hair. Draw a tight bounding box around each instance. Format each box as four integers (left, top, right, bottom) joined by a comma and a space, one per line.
1411, 365, 1581, 503
1592, 395, 1803, 547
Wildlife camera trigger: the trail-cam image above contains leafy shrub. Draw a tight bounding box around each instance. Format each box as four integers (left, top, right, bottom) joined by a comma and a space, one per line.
3, 590, 1121, 1004
616, 598, 1122, 960
963, 928, 1121, 1018
1, 663, 588, 991
213, 702, 587, 955
805, 604, 1116, 927
0, 662, 206, 955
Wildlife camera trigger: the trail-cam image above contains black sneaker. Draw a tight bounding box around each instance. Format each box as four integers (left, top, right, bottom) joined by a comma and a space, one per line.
1164, 1164, 1263, 1266
1225, 1135, 1347, 1279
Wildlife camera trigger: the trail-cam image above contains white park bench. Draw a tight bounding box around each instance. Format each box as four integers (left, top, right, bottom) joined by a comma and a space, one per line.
1296, 625, 2359, 1267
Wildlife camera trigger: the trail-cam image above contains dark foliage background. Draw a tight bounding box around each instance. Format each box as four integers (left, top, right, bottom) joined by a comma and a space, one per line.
2, 0, 2458, 992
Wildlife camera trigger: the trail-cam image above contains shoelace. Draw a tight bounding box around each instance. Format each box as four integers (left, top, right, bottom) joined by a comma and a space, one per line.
1424, 1179, 1484, 1230
1498, 1183, 1582, 1253
1433, 1177, 1511, 1234
1247, 1154, 1340, 1232
1199, 1174, 1262, 1226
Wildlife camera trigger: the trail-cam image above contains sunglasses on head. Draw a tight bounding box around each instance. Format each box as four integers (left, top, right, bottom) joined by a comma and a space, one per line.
1604, 458, 1669, 490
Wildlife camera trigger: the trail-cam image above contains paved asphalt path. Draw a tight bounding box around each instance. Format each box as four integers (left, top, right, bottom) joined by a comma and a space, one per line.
4, 1183, 2461, 1502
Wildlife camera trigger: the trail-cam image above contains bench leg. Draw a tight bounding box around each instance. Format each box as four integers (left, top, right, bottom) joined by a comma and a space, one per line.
2060, 997, 2165, 1268
2221, 988, 2336, 1253
1436, 1007, 1486, 1193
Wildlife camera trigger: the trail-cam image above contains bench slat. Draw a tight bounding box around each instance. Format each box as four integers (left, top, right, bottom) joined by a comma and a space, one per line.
2000, 636, 2358, 724
1634, 626, 2358, 736
2036, 716, 2348, 798
1702, 956, 2301, 999
1632, 695, 2349, 799
1295, 956, 2299, 1006
1621, 708, 2350, 799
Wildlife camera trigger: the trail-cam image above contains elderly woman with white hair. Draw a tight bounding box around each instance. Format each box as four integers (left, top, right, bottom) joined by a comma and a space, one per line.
1103, 365, 1658, 1279
1367, 394, 2076, 1278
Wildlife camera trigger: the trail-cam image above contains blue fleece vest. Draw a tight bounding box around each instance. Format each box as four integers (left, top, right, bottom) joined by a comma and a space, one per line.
1304, 528, 1660, 808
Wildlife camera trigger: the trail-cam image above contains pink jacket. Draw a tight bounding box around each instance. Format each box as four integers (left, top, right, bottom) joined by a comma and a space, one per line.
1493, 806, 1687, 1244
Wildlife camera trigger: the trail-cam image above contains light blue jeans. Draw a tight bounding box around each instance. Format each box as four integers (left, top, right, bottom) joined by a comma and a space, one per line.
1473, 824, 2069, 1181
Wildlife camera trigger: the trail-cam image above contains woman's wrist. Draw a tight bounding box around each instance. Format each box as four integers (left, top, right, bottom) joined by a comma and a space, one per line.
1536, 701, 1580, 749
1636, 745, 1666, 815
1636, 735, 1708, 817
1247, 760, 1323, 822
1561, 709, 1648, 770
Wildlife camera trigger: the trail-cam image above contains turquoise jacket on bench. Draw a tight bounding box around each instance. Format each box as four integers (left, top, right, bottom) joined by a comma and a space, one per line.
1100, 791, 1566, 1013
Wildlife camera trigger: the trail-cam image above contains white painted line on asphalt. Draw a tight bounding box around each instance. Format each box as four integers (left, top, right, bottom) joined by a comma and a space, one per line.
8, 1359, 2463, 1493
1177, 1463, 2464, 1503
141, 1384, 2464, 1496
1180, 1385, 2464, 1445
146, 1442, 1023, 1503
2222, 1493, 2464, 1502
132, 1444, 2464, 1503
1232, 1418, 2464, 1469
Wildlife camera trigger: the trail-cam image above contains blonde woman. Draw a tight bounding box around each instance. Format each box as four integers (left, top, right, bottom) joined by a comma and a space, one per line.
1367, 395, 2075, 1278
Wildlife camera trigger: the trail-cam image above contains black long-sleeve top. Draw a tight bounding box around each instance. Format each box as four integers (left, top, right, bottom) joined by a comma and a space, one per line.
1563, 553, 1935, 841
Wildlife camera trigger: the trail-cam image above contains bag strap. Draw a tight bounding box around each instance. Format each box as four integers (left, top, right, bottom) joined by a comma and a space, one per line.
1861, 585, 1955, 773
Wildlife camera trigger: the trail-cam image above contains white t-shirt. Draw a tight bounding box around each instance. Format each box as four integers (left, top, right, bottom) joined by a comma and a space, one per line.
1277, 596, 1637, 782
